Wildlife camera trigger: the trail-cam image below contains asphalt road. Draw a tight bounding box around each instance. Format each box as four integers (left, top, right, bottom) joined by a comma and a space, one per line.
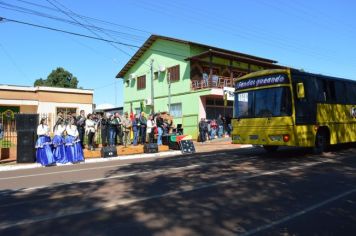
0, 145, 355, 236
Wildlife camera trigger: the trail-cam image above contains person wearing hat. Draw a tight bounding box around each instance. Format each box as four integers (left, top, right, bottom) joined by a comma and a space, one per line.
121, 112, 132, 147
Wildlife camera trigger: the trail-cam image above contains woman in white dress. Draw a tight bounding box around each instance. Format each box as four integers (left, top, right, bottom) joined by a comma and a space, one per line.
65, 117, 84, 163
85, 114, 96, 151
35, 118, 55, 166
147, 114, 156, 143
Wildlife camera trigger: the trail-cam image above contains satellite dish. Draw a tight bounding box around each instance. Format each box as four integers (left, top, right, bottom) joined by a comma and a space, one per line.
159, 65, 166, 72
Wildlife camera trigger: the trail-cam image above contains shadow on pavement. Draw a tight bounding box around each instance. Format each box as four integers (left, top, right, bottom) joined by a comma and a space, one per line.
0, 145, 355, 235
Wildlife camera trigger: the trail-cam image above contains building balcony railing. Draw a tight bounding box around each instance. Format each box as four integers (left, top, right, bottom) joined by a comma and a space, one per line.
191, 76, 235, 90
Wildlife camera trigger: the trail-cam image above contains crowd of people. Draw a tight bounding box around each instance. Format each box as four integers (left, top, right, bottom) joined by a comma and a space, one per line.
198, 114, 232, 143
35, 110, 174, 166
100, 111, 174, 147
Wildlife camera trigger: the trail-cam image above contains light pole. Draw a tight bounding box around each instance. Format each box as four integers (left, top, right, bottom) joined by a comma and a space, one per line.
168, 72, 171, 114
150, 58, 154, 114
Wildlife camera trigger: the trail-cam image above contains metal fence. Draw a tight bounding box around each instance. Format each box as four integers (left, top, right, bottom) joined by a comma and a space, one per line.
0, 112, 108, 160
0, 112, 17, 149
1, 112, 108, 148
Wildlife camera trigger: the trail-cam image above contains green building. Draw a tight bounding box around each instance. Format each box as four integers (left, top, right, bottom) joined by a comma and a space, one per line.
116, 35, 282, 139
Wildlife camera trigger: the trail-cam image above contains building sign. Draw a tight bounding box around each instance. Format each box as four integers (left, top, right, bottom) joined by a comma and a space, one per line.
223, 87, 235, 101
236, 74, 289, 90
238, 93, 248, 102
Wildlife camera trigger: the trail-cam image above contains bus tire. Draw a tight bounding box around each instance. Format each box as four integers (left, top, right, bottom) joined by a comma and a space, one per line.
313, 130, 329, 154
263, 145, 279, 152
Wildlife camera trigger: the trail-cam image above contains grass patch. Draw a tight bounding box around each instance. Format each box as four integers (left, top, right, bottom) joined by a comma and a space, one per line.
0, 140, 13, 148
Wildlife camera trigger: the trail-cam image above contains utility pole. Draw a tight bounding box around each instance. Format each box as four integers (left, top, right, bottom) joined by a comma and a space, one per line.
150, 58, 154, 114
168, 72, 171, 114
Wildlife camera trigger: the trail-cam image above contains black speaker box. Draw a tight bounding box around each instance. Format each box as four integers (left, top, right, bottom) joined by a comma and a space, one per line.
15, 114, 39, 131
180, 140, 196, 154
162, 135, 170, 146
162, 134, 180, 150
101, 146, 117, 158
169, 141, 180, 150
17, 130, 36, 163
144, 143, 158, 153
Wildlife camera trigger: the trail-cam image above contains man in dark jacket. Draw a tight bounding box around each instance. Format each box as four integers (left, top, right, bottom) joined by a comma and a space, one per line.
114, 112, 122, 145
139, 112, 147, 144
98, 113, 109, 146
199, 118, 208, 143
217, 114, 224, 138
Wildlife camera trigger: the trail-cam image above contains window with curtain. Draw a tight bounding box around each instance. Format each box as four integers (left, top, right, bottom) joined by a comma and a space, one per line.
169, 103, 182, 118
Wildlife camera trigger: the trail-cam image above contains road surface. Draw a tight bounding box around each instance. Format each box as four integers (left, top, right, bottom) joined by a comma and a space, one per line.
0, 145, 355, 235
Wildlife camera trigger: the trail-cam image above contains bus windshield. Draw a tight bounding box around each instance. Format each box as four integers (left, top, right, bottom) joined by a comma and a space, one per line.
234, 87, 292, 118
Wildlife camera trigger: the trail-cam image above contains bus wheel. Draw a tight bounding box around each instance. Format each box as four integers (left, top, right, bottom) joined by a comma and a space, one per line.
263, 145, 279, 152
313, 130, 328, 154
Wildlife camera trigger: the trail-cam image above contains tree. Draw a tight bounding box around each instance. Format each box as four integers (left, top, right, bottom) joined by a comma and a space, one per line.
34, 67, 79, 88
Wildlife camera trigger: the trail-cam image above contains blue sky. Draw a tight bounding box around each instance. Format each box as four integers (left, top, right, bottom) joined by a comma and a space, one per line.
0, 0, 355, 106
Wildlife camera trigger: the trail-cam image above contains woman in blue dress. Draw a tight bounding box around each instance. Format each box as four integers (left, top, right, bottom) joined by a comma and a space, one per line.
35, 118, 55, 166
52, 119, 68, 164
65, 117, 84, 163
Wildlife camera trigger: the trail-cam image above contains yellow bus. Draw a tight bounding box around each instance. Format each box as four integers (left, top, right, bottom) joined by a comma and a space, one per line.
231, 69, 356, 153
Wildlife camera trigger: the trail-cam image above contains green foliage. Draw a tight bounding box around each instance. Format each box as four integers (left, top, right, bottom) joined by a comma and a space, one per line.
0, 139, 13, 148
34, 67, 79, 88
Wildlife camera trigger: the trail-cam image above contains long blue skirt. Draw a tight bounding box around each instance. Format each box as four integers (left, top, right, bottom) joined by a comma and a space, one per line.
52, 135, 68, 164
35, 136, 55, 166
65, 135, 84, 163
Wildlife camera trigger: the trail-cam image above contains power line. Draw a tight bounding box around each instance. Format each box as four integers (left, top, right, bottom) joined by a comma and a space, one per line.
43, 0, 163, 72
0, 16, 189, 58
51, 0, 137, 53
0, 1, 147, 42
12, 0, 152, 35
45, 0, 132, 58
43, 0, 136, 92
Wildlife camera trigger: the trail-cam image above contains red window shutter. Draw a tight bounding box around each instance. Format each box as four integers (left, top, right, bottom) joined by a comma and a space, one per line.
168, 65, 180, 82
137, 75, 146, 90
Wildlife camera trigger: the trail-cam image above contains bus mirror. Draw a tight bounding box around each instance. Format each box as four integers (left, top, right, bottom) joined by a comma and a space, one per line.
297, 83, 305, 99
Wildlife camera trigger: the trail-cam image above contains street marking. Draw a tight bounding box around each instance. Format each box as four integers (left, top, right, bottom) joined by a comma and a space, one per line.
0, 163, 130, 180
0, 151, 253, 181
0, 156, 258, 195
240, 188, 356, 236
0, 151, 182, 172
0, 192, 82, 208
0, 158, 336, 230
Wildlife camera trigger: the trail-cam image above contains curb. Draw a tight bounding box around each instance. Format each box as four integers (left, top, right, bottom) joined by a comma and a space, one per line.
0, 151, 182, 172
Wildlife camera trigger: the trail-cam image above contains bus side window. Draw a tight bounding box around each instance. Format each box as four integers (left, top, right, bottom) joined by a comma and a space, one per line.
346, 84, 356, 104
335, 81, 346, 104
314, 79, 325, 102
327, 80, 336, 103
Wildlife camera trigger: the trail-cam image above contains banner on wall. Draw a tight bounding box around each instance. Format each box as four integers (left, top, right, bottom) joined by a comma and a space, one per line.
223, 87, 235, 101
